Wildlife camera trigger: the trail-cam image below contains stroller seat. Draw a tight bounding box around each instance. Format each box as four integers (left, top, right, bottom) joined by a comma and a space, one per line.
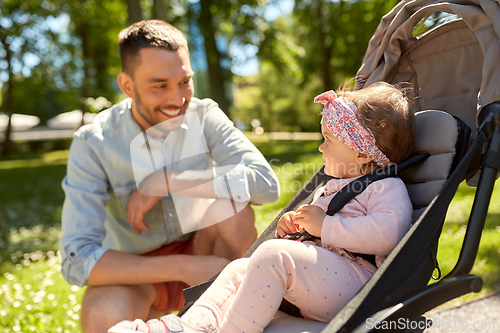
261, 109, 467, 333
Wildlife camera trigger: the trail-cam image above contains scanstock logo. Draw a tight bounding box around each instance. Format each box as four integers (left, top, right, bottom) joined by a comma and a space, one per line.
129, 111, 249, 234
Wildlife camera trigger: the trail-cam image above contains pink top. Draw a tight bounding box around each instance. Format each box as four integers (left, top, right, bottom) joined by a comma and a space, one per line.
312, 176, 412, 263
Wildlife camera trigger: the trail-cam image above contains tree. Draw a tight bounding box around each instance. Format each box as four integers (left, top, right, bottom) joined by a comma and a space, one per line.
236, 0, 400, 132
63, 0, 127, 125
152, 0, 169, 21
125, 0, 143, 24
0, 0, 63, 156
196, 0, 231, 115
187, 0, 267, 116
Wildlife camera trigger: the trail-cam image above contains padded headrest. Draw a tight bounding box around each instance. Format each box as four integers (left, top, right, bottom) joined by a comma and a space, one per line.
399, 110, 458, 221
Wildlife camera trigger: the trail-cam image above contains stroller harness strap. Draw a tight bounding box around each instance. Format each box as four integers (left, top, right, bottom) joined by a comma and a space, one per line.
285, 154, 430, 266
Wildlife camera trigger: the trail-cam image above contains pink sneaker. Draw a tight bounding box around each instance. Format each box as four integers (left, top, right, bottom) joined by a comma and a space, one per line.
108, 314, 209, 333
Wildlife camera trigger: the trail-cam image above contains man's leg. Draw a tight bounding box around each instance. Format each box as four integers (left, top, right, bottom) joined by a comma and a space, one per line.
80, 283, 156, 333
193, 200, 256, 260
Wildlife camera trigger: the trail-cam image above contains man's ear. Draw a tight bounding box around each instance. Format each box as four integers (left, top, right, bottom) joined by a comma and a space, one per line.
117, 72, 134, 98
355, 152, 372, 165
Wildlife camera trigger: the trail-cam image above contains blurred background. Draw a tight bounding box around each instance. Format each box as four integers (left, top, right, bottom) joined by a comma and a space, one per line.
1, 1, 499, 332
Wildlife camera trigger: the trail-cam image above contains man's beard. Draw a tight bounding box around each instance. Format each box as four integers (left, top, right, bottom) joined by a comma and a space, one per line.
134, 87, 157, 128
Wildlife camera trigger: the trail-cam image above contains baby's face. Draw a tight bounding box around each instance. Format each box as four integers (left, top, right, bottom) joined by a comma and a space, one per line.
318, 121, 362, 178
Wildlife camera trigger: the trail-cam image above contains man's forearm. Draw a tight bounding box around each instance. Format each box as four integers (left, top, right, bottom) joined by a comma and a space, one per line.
86, 250, 187, 286
139, 169, 216, 198
86, 249, 229, 287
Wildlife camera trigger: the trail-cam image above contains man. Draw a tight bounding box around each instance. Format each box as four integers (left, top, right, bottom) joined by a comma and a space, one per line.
59, 20, 279, 333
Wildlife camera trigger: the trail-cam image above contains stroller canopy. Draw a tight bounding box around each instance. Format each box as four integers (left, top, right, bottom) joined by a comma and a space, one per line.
356, 0, 500, 132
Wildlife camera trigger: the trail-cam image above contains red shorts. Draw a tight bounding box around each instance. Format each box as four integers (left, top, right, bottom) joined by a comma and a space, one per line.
143, 238, 194, 312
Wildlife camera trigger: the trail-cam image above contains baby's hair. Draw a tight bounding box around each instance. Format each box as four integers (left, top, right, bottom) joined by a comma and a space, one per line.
337, 82, 415, 164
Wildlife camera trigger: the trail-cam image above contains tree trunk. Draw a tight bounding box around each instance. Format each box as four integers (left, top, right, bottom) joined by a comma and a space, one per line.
1, 35, 14, 157
317, 0, 333, 91
126, 0, 143, 25
79, 21, 90, 127
198, 0, 230, 116
153, 0, 168, 21
94, 2, 111, 96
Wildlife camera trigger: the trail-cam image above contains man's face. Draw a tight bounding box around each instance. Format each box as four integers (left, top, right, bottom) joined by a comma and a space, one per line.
128, 47, 194, 132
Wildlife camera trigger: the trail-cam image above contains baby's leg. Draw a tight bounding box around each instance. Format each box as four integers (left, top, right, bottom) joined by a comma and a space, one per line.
181, 258, 251, 332
107, 259, 251, 333
219, 239, 373, 333
282, 244, 373, 322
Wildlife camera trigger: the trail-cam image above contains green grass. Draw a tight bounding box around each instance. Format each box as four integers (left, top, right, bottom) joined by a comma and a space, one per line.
433, 180, 500, 306
251, 140, 324, 234
0, 142, 499, 332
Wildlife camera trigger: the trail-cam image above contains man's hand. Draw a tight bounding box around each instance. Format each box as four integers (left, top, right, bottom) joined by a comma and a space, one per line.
126, 169, 170, 235
180, 255, 231, 286
293, 205, 326, 238
126, 190, 163, 235
276, 211, 300, 238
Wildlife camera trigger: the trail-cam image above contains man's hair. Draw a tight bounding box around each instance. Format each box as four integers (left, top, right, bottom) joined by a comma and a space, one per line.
338, 82, 415, 164
118, 20, 188, 75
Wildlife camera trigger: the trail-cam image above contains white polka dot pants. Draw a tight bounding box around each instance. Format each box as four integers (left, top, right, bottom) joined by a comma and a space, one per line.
182, 239, 374, 333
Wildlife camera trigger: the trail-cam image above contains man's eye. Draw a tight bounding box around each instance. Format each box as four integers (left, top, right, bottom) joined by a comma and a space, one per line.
154, 85, 166, 89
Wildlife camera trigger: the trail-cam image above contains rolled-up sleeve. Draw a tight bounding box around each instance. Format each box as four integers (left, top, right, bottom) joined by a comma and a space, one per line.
59, 133, 110, 286
202, 100, 280, 205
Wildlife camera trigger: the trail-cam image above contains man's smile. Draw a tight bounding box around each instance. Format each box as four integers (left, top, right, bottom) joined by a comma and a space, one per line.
159, 107, 183, 117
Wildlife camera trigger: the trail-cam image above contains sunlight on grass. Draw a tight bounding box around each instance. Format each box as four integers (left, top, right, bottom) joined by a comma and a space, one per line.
0, 251, 84, 332
435, 180, 500, 307
251, 140, 323, 234
0, 150, 69, 170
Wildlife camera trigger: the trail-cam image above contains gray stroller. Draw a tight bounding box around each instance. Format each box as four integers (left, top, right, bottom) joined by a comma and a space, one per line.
181, 0, 500, 332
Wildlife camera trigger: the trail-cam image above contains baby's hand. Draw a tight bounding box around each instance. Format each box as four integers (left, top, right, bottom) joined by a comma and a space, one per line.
276, 211, 299, 238
293, 205, 326, 237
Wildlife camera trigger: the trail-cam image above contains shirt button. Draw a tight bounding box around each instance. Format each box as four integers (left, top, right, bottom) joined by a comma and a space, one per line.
70, 252, 75, 257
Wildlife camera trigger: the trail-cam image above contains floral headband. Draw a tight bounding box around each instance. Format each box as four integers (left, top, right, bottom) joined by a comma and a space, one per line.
314, 90, 391, 167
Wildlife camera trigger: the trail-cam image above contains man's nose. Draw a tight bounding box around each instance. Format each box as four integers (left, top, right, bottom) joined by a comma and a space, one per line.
168, 85, 185, 106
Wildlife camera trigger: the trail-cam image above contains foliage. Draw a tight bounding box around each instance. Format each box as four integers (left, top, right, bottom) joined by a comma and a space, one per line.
1, 0, 401, 138
62, 0, 127, 100
231, 62, 324, 132
290, 0, 399, 89
0, 0, 66, 155
185, 0, 269, 115
0, 0, 128, 129
230, 0, 401, 133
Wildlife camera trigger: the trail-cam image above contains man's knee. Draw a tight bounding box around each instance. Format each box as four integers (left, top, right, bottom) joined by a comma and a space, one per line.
81, 284, 155, 333
221, 204, 257, 246
220, 203, 255, 233
199, 201, 255, 236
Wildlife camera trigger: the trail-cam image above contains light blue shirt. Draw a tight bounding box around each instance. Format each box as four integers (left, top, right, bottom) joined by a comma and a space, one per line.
59, 97, 279, 286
